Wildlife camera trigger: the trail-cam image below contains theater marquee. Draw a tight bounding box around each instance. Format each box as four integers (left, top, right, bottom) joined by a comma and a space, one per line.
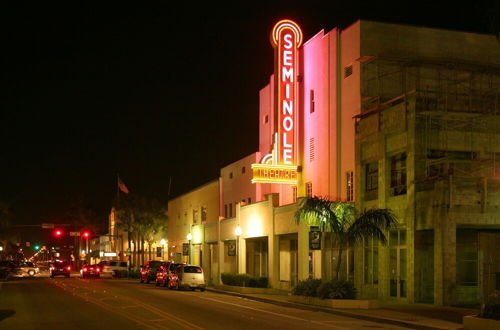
252, 19, 302, 185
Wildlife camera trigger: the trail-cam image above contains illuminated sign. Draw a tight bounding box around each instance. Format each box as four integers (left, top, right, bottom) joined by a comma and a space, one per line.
252, 164, 298, 184
273, 19, 302, 165
251, 19, 302, 185
252, 19, 302, 184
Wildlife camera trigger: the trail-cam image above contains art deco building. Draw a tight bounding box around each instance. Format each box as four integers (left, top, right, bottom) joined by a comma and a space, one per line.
163, 19, 500, 306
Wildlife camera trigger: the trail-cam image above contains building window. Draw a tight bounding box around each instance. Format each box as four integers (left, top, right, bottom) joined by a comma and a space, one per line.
344, 65, 353, 78
365, 162, 378, 201
228, 203, 233, 218
201, 206, 207, 224
242, 166, 246, 174
306, 182, 313, 197
364, 237, 378, 285
229, 172, 233, 179
248, 197, 251, 204
192, 209, 199, 225
264, 114, 268, 123
457, 230, 478, 286
346, 171, 354, 202
292, 186, 298, 203
224, 204, 228, 218
390, 153, 407, 196
309, 138, 315, 162
310, 89, 315, 113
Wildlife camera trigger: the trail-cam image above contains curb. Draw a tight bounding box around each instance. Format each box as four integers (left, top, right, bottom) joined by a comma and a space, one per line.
205, 288, 455, 330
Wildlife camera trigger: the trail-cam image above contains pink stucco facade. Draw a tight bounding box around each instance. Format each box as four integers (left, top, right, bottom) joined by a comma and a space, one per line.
221, 21, 362, 206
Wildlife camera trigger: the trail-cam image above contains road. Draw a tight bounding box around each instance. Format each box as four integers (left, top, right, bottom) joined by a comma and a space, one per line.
0, 274, 408, 330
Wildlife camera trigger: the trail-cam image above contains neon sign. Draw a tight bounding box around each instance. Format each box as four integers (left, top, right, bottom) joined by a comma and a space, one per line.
273, 19, 302, 165
251, 164, 298, 184
251, 19, 302, 185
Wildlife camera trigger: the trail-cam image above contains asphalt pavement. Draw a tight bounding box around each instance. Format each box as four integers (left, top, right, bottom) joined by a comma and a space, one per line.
0, 273, 411, 330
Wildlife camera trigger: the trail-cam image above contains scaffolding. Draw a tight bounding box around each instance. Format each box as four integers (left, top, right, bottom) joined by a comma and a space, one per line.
360, 56, 500, 183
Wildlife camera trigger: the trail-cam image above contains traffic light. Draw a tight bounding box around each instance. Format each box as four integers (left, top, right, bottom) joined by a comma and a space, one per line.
34, 245, 40, 250
82, 231, 90, 239
54, 229, 63, 237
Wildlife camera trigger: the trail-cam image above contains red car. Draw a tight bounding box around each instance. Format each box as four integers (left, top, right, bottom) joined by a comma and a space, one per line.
80, 264, 101, 279
50, 260, 71, 278
140, 260, 166, 284
155, 261, 179, 287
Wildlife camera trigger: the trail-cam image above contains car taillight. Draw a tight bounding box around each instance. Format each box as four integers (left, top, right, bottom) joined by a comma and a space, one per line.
83, 268, 88, 272
96, 268, 100, 272
67, 266, 71, 271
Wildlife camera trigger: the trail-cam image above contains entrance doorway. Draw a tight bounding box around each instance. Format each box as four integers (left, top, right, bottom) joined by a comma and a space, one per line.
389, 229, 407, 298
279, 234, 298, 289
246, 237, 268, 277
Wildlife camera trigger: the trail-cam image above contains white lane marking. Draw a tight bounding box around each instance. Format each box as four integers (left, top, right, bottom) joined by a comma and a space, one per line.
191, 294, 350, 329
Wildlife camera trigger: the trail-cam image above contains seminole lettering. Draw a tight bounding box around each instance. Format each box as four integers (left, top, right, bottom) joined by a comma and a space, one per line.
273, 20, 302, 165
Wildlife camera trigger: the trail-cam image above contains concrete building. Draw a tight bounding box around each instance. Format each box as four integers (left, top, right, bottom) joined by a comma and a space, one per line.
354, 22, 500, 306
163, 19, 500, 306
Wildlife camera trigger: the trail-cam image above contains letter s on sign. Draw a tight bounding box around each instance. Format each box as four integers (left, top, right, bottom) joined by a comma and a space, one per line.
283, 34, 293, 49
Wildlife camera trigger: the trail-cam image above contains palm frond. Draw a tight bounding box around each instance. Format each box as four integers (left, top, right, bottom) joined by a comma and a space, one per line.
347, 208, 398, 245
293, 196, 338, 232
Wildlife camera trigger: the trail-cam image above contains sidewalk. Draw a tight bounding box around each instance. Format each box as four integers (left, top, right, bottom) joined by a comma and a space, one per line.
206, 286, 479, 330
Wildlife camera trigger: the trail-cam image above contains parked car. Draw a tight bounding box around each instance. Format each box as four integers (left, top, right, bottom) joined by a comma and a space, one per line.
0, 260, 16, 279
155, 261, 176, 287
12, 261, 40, 277
99, 260, 128, 278
168, 264, 206, 291
80, 264, 101, 279
140, 260, 165, 284
50, 260, 71, 278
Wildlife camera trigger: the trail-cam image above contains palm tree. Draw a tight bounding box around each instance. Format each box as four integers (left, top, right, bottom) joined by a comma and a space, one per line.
294, 196, 398, 280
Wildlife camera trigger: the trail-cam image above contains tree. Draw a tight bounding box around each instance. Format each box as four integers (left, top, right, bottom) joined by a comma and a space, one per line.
294, 196, 398, 280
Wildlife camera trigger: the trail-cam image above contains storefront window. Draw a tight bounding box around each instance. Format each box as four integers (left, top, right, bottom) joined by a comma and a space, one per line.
457, 230, 478, 286
364, 237, 378, 284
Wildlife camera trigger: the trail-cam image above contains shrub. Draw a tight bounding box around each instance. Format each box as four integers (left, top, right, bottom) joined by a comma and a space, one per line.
292, 278, 322, 297
481, 290, 500, 320
317, 280, 356, 299
257, 277, 269, 288
221, 273, 268, 288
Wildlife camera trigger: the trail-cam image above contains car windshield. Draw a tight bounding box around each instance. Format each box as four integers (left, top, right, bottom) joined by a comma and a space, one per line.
119, 262, 127, 267
183, 266, 202, 273
149, 261, 162, 268
110, 261, 117, 266
54, 260, 68, 266
169, 263, 182, 271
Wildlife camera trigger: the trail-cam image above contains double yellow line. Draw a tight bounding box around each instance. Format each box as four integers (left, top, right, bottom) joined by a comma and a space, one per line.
51, 279, 203, 330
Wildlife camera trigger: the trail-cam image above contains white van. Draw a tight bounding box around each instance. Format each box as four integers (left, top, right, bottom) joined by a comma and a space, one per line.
177, 265, 206, 291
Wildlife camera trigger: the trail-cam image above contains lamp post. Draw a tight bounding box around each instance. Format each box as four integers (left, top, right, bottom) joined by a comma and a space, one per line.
235, 226, 242, 273
160, 239, 166, 260
186, 233, 192, 264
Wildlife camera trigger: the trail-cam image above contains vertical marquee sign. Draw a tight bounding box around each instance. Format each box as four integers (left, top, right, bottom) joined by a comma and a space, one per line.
252, 19, 302, 184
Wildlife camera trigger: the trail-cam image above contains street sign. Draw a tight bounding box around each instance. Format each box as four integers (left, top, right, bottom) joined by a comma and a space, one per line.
41, 223, 54, 229
309, 226, 321, 250
26, 242, 30, 247
70, 232, 80, 236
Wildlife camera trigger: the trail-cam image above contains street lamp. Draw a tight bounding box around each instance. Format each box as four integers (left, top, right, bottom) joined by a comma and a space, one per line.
235, 226, 242, 273
160, 239, 166, 260
186, 233, 192, 264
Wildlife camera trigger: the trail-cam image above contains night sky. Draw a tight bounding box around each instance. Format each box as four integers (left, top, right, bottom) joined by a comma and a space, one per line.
1, 1, 498, 228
